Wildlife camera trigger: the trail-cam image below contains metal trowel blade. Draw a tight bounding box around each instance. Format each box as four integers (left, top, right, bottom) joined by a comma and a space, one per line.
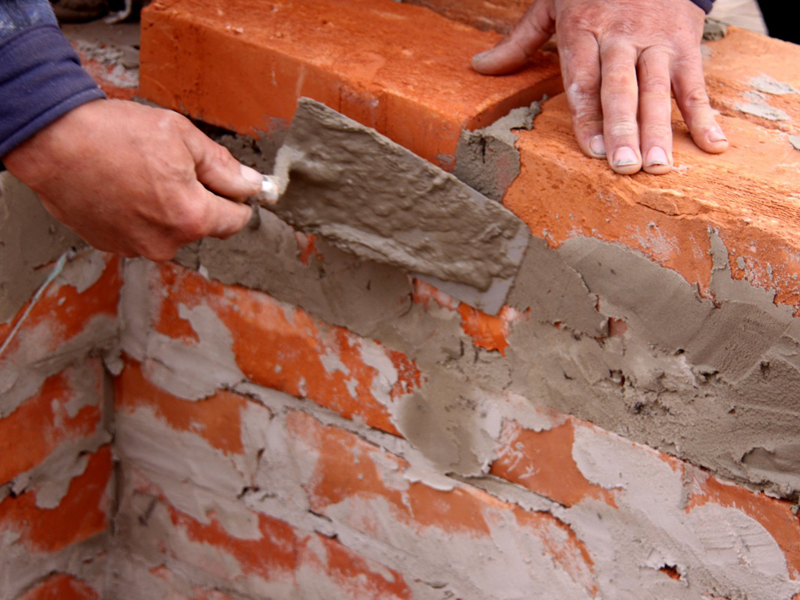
255, 98, 530, 316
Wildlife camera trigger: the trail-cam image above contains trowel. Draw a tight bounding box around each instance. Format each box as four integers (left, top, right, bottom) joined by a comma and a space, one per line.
251, 98, 529, 316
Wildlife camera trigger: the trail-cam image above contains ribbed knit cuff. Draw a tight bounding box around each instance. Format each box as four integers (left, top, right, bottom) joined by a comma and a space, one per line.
0, 23, 106, 158
690, 0, 714, 14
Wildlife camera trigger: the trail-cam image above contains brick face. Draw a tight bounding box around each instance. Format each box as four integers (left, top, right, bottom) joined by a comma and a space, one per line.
0, 446, 112, 553
126, 470, 414, 599
403, 0, 529, 32
0, 361, 103, 486
140, 0, 561, 168
17, 574, 100, 600
149, 262, 418, 435
6, 2, 800, 599
0, 254, 121, 358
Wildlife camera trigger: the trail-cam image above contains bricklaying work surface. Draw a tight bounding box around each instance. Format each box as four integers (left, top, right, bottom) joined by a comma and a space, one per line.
3, 0, 800, 598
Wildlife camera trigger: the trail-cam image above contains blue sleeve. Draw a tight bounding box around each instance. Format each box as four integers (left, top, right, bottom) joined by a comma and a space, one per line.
0, 1, 106, 159
690, 0, 714, 13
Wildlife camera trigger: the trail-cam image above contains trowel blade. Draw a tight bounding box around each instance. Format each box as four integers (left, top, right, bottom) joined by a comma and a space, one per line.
264, 98, 530, 316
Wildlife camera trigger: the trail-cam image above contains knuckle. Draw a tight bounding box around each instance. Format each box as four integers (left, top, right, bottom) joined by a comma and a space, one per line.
642, 122, 673, 140
568, 77, 600, 103
681, 85, 710, 108
642, 75, 672, 98
607, 120, 639, 138
142, 245, 176, 262
173, 203, 210, 241
159, 110, 191, 134
603, 69, 635, 89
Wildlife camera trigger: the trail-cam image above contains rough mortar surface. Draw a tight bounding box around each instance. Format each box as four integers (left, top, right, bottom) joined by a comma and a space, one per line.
269, 99, 529, 295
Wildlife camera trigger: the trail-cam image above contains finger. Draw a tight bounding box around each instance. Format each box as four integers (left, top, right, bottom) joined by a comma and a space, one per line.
181, 121, 264, 198
188, 183, 253, 241
557, 30, 605, 159
672, 55, 728, 154
638, 46, 673, 174
472, 0, 556, 75
600, 42, 642, 174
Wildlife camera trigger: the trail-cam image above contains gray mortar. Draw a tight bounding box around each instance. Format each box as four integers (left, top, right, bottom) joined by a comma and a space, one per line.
737, 91, 791, 122
702, 18, 728, 41
0, 173, 84, 323
790, 134, 800, 151
750, 75, 798, 96
187, 115, 800, 500
507, 236, 607, 337
505, 232, 800, 498
192, 209, 414, 339
454, 101, 541, 202
268, 98, 528, 293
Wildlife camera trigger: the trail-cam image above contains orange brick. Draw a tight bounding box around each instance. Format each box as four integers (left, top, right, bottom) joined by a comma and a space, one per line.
18, 574, 100, 600
135, 475, 412, 599
503, 29, 800, 307
115, 360, 249, 456
140, 0, 560, 167
0, 255, 121, 357
687, 469, 800, 579
490, 419, 615, 508
0, 361, 103, 486
286, 411, 597, 594
151, 263, 421, 435
403, 0, 528, 32
0, 446, 112, 553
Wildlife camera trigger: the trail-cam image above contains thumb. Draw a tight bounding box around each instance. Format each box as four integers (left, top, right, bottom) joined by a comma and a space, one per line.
182, 123, 264, 199
472, 0, 556, 75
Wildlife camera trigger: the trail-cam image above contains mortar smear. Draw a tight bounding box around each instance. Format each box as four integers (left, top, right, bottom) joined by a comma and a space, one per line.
269, 98, 529, 293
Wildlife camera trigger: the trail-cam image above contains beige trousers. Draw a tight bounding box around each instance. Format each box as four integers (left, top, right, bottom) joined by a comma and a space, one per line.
708, 0, 767, 35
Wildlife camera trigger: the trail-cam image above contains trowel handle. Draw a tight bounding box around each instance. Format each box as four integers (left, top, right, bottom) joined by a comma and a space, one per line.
254, 175, 280, 205
244, 174, 281, 230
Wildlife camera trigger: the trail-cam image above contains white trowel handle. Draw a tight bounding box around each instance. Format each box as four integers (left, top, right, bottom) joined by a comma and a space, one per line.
255, 175, 280, 204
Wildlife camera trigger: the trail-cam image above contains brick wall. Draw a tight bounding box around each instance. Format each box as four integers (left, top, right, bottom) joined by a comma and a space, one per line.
3, 0, 800, 598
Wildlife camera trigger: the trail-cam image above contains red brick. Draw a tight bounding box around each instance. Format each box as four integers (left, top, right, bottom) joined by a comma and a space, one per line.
687, 468, 800, 579
503, 29, 800, 307
0, 255, 121, 357
133, 474, 412, 599
150, 263, 421, 435
0, 446, 112, 553
115, 360, 250, 456
413, 279, 520, 355
490, 419, 616, 508
286, 411, 597, 594
0, 361, 103, 486
18, 574, 100, 600
139, 0, 560, 168
403, 0, 529, 32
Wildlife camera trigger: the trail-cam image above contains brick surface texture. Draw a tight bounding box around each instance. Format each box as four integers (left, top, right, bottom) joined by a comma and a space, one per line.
4, 0, 800, 599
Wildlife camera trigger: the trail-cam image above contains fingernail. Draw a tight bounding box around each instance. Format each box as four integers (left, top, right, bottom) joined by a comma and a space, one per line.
472, 50, 493, 63
645, 146, 669, 167
589, 135, 606, 157
612, 146, 639, 167
708, 127, 727, 143
240, 164, 263, 186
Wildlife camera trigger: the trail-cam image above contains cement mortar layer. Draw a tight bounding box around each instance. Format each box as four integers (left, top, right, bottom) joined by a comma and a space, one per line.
108, 369, 800, 600
0, 173, 84, 323
269, 98, 528, 293
178, 109, 800, 501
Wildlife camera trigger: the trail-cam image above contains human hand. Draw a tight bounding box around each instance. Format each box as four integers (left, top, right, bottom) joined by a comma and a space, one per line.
3, 99, 260, 260
472, 0, 729, 175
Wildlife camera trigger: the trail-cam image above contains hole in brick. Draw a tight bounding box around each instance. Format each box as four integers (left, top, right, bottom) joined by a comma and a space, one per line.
659, 564, 682, 581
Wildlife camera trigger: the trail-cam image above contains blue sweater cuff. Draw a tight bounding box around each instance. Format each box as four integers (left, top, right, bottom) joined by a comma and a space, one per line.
0, 23, 106, 158
690, 0, 714, 14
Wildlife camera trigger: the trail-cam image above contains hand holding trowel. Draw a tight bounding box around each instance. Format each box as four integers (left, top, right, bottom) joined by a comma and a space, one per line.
248, 98, 529, 316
